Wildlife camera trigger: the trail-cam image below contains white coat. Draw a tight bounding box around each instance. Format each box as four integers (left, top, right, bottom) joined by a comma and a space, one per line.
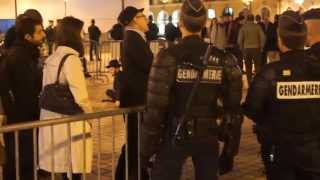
38, 46, 93, 173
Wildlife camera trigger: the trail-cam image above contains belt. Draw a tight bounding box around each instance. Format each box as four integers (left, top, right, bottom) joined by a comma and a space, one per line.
165, 117, 218, 139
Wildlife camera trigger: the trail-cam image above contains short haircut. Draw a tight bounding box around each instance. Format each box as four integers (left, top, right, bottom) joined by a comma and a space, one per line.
278, 11, 307, 50
24, 9, 43, 23
55, 16, 84, 56
15, 15, 42, 41
180, 0, 207, 33
91, 19, 95, 24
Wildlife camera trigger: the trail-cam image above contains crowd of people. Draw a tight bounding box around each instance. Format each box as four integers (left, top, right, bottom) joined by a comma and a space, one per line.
0, 0, 320, 180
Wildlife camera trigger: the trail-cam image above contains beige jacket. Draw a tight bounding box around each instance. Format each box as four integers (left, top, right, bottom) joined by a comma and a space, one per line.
38, 46, 93, 173
237, 22, 266, 50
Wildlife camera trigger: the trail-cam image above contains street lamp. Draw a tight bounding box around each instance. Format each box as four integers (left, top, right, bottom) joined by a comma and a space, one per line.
242, 0, 253, 11
64, 0, 68, 16
14, 0, 18, 18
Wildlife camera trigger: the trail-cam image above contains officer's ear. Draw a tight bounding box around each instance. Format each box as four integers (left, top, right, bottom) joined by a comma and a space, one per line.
24, 33, 33, 42
278, 36, 289, 53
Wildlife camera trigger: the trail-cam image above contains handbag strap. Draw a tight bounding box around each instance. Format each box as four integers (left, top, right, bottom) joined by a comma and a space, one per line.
55, 54, 74, 84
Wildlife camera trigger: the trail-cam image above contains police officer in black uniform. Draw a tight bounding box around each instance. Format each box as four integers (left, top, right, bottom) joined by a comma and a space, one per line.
140, 0, 242, 179
303, 8, 320, 59
244, 10, 320, 180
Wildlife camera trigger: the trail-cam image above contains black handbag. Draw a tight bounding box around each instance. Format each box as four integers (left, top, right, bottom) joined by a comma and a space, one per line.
39, 54, 84, 115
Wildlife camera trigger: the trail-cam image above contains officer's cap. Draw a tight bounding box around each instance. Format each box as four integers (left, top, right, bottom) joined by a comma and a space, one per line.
279, 10, 306, 34
181, 0, 206, 18
303, 8, 320, 20
118, 6, 144, 26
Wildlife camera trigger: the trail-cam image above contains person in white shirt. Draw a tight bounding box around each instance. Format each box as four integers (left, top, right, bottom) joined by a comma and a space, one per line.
38, 17, 92, 180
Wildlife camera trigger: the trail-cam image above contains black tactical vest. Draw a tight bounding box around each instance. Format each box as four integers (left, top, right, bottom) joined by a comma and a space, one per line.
167, 37, 227, 119
267, 51, 320, 137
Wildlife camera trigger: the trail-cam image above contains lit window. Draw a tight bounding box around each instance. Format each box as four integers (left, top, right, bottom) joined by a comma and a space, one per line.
208, 9, 216, 19
157, 10, 169, 35
172, 10, 180, 27
223, 7, 233, 16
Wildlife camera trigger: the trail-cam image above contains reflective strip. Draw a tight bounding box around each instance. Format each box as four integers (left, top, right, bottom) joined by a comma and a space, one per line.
277, 81, 320, 99
176, 66, 223, 84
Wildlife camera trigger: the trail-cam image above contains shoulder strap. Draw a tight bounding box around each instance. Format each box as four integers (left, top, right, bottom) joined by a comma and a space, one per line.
55, 54, 74, 84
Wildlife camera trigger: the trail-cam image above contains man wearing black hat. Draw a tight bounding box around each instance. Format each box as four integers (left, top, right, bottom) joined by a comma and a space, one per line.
140, 0, 242, 179
116, 6, 153, 180
244, 10, 320, 180
303, 8, 320, 59
105, 59, 123, 104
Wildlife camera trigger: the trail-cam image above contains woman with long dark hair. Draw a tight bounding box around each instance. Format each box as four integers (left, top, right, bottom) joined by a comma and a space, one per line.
38, 16, 93, 180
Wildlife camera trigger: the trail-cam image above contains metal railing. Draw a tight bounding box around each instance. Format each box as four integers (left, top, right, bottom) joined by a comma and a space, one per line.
82, 40, 168, 79
0, 106, 145, 180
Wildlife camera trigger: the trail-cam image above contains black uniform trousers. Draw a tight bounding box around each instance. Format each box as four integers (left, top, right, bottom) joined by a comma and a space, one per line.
115, 113, 149, 180
270, 141, 320, 180
151, 136, 219, 180
3, 130, 34, 180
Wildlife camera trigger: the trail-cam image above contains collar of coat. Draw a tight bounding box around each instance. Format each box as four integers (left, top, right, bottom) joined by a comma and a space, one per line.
13, 39, 40, 61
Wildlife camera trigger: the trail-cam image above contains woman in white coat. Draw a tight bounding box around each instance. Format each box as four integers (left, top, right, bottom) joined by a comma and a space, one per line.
38, 17, 93, 180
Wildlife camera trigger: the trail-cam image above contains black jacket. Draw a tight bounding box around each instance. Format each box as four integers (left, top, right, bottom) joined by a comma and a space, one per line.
4, 26, 16, 49
243, 50, 320, 172
165, 23, 179, 42
45, 26, 55, 42
146, 22, 159, 41
120, 30, 153, 107
110, 23, 124, 40
88, 25, 101, 41
1, 40, 42, 123
113, 71, 124, 100
141, 35, 242, 160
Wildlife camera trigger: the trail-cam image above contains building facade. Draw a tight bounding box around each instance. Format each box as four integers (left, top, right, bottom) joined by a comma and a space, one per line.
150, 0, 320, 35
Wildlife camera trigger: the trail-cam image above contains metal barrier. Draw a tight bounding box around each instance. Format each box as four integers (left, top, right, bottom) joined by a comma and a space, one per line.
0, 106, 145, 180
82, 40, 168, 77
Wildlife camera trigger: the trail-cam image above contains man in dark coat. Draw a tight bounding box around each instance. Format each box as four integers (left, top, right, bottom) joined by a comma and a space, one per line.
116, 6, 153, 180
88, 19, 101, 60
1, 15, 45, 180
45, 20, 55, 54
165, 16, 179, 42
146, 15, 159, 41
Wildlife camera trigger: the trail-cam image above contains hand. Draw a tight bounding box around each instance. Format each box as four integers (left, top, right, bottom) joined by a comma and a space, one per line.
115, 101, 120, 107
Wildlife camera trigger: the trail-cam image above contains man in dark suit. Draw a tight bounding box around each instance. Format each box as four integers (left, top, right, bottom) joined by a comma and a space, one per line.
88, 19, 101, 61
116, 6, 153, 180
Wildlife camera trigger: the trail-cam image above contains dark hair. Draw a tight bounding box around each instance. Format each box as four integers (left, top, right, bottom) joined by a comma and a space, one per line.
91, 19, 95, 24
24, 9, 43, 23
55, 16, 84, 55
278, 11, 306, 50
180, 0, 207, 33
247, 14, 254, 21
149, 15, 153, 21
255, 14, 261, 21
15, 15, 42, 41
